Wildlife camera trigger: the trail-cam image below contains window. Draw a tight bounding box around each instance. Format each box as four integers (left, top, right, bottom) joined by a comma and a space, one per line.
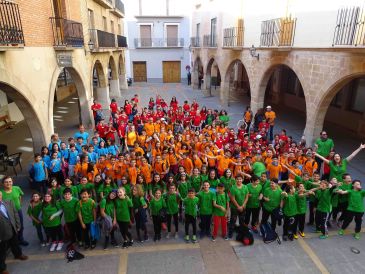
330, 88, 345, 108
118, 24, 121, 35
88, 9, 95, 29
111, 20, 114, 34
165, 24, 178, 46
196, 23, 200, 37
210, 18, 217, 46
140, 24, 152, 46
103, 16, 107, 31
349, 78, 365, 113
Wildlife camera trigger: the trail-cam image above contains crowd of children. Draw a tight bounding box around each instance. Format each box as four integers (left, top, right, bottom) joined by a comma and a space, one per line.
1, 94, 365, 253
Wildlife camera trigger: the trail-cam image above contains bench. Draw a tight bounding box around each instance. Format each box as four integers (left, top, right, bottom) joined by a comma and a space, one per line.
0, 115, 17, 131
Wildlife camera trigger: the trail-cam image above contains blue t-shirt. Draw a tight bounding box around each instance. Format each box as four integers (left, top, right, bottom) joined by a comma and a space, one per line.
75, 144, 83, 154
42, 155, 51, 168
33, 161, 46, 181
107, 145, 118, 156
48, 140, 62, 152
97, 147, 109, 157
88, 152, 98, 164
74, 132, 89, 145
68, 150, 79, 165
61, 149, 69, 160
50, 159, 61, 172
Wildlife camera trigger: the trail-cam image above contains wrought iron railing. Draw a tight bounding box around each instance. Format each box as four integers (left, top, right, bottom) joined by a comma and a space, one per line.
0, 0, 24, 46
117, 35, 127, 47
203, 34, 217, 47
50, 17, 84, 47
332, 6, 365, 46
223, 27, 244, 47
115, 0, 125, 14
260, 16, 296, 47
191, 37, 200, 47
134, 38, 184, 47
89, 29, 116, 48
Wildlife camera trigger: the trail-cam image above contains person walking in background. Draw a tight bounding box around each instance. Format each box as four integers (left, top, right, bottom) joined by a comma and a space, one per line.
264, 106, 276, 141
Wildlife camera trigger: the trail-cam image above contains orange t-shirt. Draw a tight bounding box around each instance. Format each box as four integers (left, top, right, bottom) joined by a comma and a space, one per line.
217, 155, 233, 173
127, 166, 138, 185
180, 158, 194, 175
267, 164, 282, 180
74, 163, 88, 178
139, 164, 152, 183
145, 123, 155, 136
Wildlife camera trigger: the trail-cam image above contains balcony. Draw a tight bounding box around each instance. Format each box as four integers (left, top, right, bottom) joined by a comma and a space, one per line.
260, 16, 296, 47
223, 27, 244, 48
190, 37, 200, 47
0, 0, 25, 48
111, 0, 125, 18
332, 6, 365, 46
89, 29, 116, 50
93, 0, 113, 9
134, 38, 184, 48
117, 35, 127, 47
203, 34, 217, 47
50, 18, 84, 49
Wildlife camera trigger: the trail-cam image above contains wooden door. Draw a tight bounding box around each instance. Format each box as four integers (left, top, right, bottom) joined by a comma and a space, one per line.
163, 61, 181, 83
133, 62, 147, 82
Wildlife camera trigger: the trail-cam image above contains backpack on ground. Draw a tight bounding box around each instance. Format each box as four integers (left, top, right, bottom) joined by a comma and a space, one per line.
259, 222, 281, 244
236, 225, 254, 246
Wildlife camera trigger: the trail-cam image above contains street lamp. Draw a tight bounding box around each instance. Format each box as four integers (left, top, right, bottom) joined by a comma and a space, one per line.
249, 45, 259, 60
88, 40, 95, 51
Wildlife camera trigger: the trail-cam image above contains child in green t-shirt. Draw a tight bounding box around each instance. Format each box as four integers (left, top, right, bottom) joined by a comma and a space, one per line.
212, 183, 229, 241
77, 189, 96, 249
296, 183, 316, 237
337, 180, 365, 240
60, 178, 78, 200
183, 188, 199, 243
197, 181, 214, 238
41, 193, 63, 252
77, 177, 96, 200
281, 185, 298, 241
115, 187, 133, 248
164, 184, 181, 239
131, 184, 148, 242
244, 175, 263, 233
48, 178, 61, 202
27, 192, 45, 246
150, 188, 167, 241
59, 188, 80, 245
100, 190, 118, 249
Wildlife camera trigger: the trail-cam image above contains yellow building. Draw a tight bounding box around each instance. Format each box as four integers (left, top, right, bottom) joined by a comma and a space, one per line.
191, 0, 365, 144
0, 0, 127, 150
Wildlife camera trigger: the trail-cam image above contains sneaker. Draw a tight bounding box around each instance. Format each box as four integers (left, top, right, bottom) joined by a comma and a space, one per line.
184, 235, 190, 243
299, 231, 305, 237
166, 232, 170, 239
56, 242, 64, 251
90, 243, 96, 250
354, 233, 360, 240
224, 236, 229, 241
174, 233, 178, 239
41, 242, 46, 247
192, 235, 197, 243
128, 240, 134, 247
122, 241, 128, 248
251, 226, 258, 233
282, 236, 288, 241
338, 229, 344, 236
293, 234, 298, 239
211, 236, 216, 242
78, 241, 83, 247
50, 242, 57, 252
319, 234, 328, 239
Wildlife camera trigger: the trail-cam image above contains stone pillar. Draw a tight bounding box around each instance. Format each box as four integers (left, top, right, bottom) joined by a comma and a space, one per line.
109, 79, 121, 98
95, 86, 110, 109
220, 80, 229, 107
250, 94, 264, 116
270, 69, 281, 104
192, 71, 199, 89
303, 103, 327, 146
119, 74, 128, 90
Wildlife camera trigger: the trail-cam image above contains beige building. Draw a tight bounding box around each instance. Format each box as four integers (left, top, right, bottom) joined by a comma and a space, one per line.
0, 0, 127, 150
191, 0, 365, 145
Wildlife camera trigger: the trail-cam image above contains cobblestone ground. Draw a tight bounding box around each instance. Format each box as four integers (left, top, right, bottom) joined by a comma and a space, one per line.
1, 82, 365, 274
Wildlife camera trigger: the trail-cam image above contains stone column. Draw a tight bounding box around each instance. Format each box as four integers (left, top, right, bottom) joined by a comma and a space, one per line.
119, 74, 128, 90
192, 71, 199, 89
270, 68, 281, 104
303, 102, 327, 146
220, 80, 229, 107
109, 79, 121, 98
95, 86, 110, 109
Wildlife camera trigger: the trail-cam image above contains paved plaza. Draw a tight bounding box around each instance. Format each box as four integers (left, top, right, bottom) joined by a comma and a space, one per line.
1, 83, 365, 274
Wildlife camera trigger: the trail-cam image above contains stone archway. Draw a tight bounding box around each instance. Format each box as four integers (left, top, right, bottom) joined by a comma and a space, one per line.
0, 82, 46, 151
118, 53, 128, 90
206, 58, 221, 97
223, 59, 250, 106
193, 57, 204, 89
108, 56, 120, 98
92, 60, 109, 108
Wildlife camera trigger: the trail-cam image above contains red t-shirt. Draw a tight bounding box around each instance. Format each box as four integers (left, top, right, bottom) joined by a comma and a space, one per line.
193, 115, 202, 127
124, 104, 132, 115
118, 123, 127, 138
110, 102, 118, 113
91, 103, 102, 117
183, 104, 190, 112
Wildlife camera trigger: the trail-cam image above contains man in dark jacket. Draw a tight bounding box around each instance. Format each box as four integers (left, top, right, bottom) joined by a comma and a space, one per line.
0, 191, 28, 274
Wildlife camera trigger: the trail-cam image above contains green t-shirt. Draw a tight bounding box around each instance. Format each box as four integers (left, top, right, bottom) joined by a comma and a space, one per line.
49, 187, 61, 202
201, 174, 208, 183
132, 196, 146, 209
230, 184, 249, 209
58, 198, 78, 223
163, 193, 180, 215
60, 185, 79, 199
220, 177, 236, 193
347, 189, 365, 213
183, 196, 199, 217
122, 184, 132, 197
263, 187, 282, 212
178, 181, 190, 199
77, 183, 94, 194
246, 183, 262, 209
316, 189, 333, 213
27, 202, 42, 226
296, 193, 307, 214
102, 184, 117, 199
42, 203, 61, 228
260, 179, 271, 191
315, 138, 334, 157
282, 193, 297, 217
1, 186, 24, 211
115, 197, 132, 222
76, 198, 95, 224
329, 159, 348, 182
207, 178, 220, 189
100, 198, 115, 218
213, 192, 228, 216
196, 190, 214, 215
252, 162, 266, 177
150, 198, 166, 216
190, 176, 203, 192
152, 182, 166, 195
295, 176, 316, 202
338, 182, 352, 203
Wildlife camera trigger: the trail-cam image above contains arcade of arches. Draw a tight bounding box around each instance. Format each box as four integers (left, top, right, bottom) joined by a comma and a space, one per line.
191, 49, 365, 145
